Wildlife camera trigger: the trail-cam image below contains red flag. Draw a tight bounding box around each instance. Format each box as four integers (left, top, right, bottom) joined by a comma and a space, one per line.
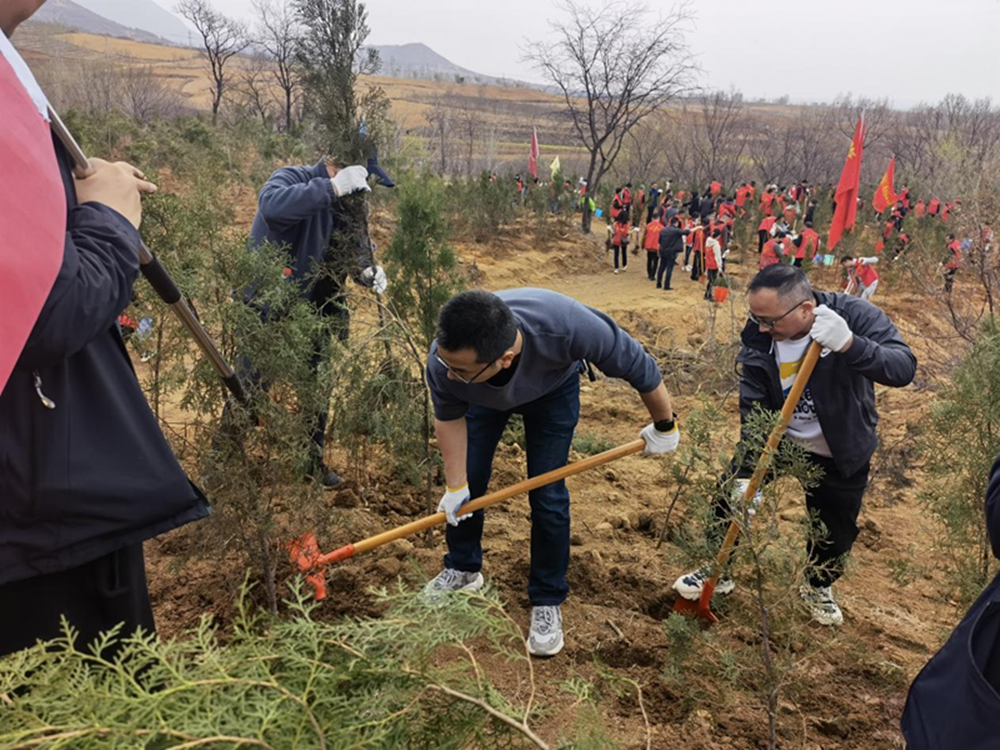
528, 126, 539, 180
0, 54, 66, 395
828, 116, 865, 251
872, 156, 898, 213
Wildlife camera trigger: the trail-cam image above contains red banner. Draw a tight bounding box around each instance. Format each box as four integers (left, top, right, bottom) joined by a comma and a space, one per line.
828, 117, 865, 251
872, 156, 898, 213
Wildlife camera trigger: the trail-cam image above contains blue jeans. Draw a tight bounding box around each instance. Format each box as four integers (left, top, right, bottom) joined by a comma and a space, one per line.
445, 372, 581, 605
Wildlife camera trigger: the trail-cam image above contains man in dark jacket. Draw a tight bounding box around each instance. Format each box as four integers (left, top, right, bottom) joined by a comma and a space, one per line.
673, 265, 916, 626
657, 216, 690, 291
242, 157, 382, 488
0, 1, 209, 657
902, 454, 1000, 748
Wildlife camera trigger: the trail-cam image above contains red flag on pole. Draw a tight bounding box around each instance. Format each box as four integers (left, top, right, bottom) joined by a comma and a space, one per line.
828, 116, 864, 251
872, 156, 898, 213
528, 126, 539, 180
0, 52, 66, 395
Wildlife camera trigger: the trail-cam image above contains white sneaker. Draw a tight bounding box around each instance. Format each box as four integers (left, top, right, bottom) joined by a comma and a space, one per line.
613, 269, 619, 275
421, 568, 484, 603
527, 605, 564, 657
799, 584, 843, 626
672, 566, 736, 601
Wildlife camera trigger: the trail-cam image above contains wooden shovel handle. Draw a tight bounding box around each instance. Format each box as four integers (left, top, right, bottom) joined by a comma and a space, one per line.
708, 340, 823, 578
315, 438, 648, 566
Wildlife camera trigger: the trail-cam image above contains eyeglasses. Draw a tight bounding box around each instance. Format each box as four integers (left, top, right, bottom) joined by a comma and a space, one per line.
748, 299, 807, 330
435, 354, 496, 385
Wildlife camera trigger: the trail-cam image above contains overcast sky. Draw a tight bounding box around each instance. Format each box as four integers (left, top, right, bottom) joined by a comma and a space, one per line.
159, 0, 1000, 108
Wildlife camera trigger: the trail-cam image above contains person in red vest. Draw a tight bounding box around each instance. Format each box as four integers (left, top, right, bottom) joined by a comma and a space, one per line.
719, 196, 737, 221
709, 178, 722, 198
612, 216, 631, 274
898, 185, 911, 209
914, 199, 925, 219
734, 183, 749, 215
760, 187, 776, 217
747, 180, 757, 204
943, 233, 962, 293
610, 187, 623, 222
704, 228, 723, 300
798, 222, 821, 264
688, 218, 705, 279
621, 183, 632, 216
758, 213, 778, 253
842, 256, 880, 301
927, 197, 941, 217
643, 211, 664, 280
635, 185, 645, 224
760, 232, 785, 269
942, 200, 957, 222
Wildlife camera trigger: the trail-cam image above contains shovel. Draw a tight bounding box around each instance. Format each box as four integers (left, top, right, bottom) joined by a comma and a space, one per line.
673, 340, 822, 624
291, 438, 647, 599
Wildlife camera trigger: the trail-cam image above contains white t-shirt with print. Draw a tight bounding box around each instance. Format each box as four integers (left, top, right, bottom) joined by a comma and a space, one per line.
773, 335, 832, 458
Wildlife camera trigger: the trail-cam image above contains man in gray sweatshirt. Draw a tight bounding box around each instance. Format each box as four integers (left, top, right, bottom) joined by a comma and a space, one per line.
423, 288, 681, 657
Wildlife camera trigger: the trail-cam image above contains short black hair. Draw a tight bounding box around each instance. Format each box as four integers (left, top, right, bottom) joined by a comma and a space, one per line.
841, 255, 854, 263
437, 291, 518, 363
748, 264, 813, 302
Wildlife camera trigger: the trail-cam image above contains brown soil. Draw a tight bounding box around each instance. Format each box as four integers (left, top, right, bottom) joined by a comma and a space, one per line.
144, 217, 963, 749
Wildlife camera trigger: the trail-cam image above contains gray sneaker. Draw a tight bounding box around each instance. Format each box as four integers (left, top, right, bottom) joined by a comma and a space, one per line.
527, 605, 564, 657
671, 566, 736, 601
421, 568, 484, 603
799, 584, 843, 626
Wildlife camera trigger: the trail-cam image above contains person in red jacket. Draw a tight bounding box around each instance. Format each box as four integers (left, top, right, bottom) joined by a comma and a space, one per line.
644, 212, 664, 280
735, 183, 749, 211
943, 233, 962, 293
758, 214, 778, 253
798, 222, 821, 264
709, 178, 722, 197
914, 199, 925, 219
842, 256, 880, 301
760, 233, 785, 269
927, 197, 941, 217
760, 187, 776, 217
688, 218, 706, 279
612, 217, 631, 274
704, 228, 723, 300
719, 196, 737, 221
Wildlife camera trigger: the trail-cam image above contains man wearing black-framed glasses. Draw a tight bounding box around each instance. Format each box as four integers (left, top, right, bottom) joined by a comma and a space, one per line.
674, 264, 916, 627
423, 288, 681, 658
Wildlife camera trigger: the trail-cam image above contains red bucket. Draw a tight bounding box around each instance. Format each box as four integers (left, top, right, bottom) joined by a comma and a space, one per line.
712, 286, 730, 303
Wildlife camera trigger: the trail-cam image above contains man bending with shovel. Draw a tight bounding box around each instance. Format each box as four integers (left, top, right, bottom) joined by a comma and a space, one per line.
423, 288, 681, 656
673, 265, 915, 626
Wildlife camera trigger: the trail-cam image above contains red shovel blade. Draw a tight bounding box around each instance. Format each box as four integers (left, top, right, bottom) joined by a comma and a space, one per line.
288, 533, 328, 600
671, 580, 721, 625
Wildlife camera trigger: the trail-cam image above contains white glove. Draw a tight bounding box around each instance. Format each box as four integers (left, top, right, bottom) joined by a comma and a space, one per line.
731, 478, 763, 518
640, 422, 680, 455
361, 265, 387, 295
438, 484, 472, 527
810, 304, 853, 353
330, 165, 371, 198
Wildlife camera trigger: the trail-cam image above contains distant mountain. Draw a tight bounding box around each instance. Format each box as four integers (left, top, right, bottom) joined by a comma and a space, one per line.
371, 43, 513, 86
71, 0, 192, 46
32, 0, 173, 45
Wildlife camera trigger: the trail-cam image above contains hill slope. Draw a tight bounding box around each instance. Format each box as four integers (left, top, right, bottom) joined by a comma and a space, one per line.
32, 0, 172, 44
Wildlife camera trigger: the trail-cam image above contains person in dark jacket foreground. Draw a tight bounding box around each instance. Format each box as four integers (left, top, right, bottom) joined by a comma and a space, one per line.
0, 0, 209, 657
422, 289, 681, 657
673, 265, 916, 625
901, 454, 1000, 749
236, 156, 384, 489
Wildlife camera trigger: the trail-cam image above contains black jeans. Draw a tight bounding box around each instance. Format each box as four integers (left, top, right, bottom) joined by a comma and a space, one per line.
657, 250, 678, 288
613, 244, 628, 269
445, 373, 581, 605
710, 453, 869, 588
758, 230, 768, 253
646, 251, 659, 279
0, 544, 154, 658
704, 268, 718, 299
945, 269, 957, 293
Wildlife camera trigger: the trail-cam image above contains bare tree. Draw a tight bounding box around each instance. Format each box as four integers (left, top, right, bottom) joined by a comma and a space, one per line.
235, 50, 276, 126
526, 0, 697, 232
176, 0, 251, 124
119, 57, 185, 122
253, 0, 301, 131
425, 100, 451, 174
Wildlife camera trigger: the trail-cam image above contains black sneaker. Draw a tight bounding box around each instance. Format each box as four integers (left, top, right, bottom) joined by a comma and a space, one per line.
306, 463, 343, 490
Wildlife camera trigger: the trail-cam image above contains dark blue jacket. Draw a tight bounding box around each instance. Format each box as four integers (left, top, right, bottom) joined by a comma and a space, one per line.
658, 226, 689, 255
248, 161, 373, 301
0, 136, 209, 586
902, 455, 1000, 749
735, 291, 916, 478
249, 160, 339, 288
